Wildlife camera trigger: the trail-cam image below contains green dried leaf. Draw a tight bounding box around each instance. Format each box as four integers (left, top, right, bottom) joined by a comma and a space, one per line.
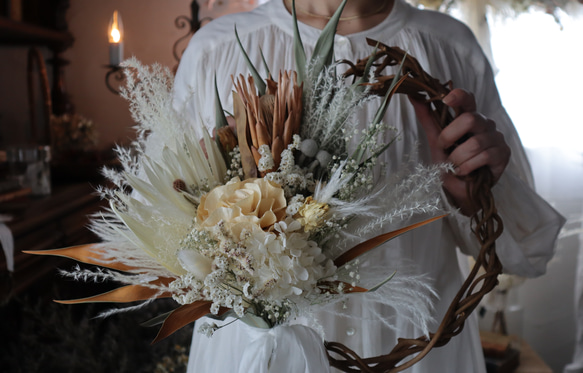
141, 310, 173, 327
259, 47, 271, 77
309, 0, 348, 78
371, 54, 408, 126
291, 0, 307, 83
214, 75, 229, 130
234, 25, 266, 95
368, 271, 396, 292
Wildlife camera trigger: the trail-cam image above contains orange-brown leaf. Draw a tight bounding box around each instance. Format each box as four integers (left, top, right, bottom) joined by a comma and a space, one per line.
334, 214, 447, 267
152, 302, 228, 343
272, 136, 284, 168
24, 244, 136, 272
256, 121, 271, 147
234, 91, 258, 179
55, 278, 174, 304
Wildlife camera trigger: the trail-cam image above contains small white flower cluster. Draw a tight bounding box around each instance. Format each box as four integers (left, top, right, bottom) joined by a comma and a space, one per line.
180, 226, 217, 257
225, 146, 244, 180
257, 144, 275, 172
328, 158, 374, 201
254, 299, 294, 324
332, 122, 397, 201
170, 273, 203, 305
265, 135, 316, 198
203, 266, 246, 317
197, 322, 219, 337
286, 194, 306, 217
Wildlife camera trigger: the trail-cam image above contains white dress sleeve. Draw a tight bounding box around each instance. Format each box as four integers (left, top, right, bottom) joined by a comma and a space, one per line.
444, 56, 566, 277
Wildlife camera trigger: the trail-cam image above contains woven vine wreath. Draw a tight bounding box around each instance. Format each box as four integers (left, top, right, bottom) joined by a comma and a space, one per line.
324, 39, 504, 372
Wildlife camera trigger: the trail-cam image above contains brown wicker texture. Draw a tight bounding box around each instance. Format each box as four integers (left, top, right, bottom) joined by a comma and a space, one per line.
325, 39, 504, 372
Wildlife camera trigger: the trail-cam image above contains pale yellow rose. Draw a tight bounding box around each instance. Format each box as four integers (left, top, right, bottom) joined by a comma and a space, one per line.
197, 178, 287, 239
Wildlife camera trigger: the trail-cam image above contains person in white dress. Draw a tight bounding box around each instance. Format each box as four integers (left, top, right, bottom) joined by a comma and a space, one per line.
172, 0, 565, 371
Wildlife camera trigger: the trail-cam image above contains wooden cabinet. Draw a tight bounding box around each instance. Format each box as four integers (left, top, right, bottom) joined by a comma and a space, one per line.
0, 183, 104, 298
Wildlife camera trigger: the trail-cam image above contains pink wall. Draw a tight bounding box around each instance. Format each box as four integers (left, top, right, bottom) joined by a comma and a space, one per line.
64, 0, 193, 149
0, 1, 263, 150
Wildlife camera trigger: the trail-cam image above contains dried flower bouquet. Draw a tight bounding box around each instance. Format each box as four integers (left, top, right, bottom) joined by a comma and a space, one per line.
27, 0, 451, 353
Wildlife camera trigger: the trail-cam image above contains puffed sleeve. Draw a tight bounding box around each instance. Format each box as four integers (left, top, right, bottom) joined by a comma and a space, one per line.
445, 59, 565, 277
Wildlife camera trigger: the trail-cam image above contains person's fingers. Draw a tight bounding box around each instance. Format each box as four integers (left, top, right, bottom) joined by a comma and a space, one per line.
438, 113, 495, 150
442, 88, 476, 113
408, 95, 446, 162
448, 132, 509, 175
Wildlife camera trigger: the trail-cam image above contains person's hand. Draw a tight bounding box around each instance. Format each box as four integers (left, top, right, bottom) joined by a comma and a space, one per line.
409, 88, 511, 216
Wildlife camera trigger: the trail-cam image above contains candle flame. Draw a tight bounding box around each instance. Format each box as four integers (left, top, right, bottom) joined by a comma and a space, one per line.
111, 28, 121, 43
108, 10, 123, 43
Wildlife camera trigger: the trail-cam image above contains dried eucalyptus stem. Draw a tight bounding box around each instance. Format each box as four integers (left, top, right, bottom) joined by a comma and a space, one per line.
325, 39, 504, 372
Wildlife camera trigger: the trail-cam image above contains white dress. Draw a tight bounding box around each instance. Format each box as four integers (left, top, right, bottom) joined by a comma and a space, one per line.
173, 0, 565, 372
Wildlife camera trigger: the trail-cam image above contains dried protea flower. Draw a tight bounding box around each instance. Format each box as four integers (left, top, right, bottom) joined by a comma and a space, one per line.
232, 71, 303, 176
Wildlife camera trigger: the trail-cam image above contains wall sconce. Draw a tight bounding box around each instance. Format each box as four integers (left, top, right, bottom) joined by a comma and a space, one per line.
105, 10, 126, 94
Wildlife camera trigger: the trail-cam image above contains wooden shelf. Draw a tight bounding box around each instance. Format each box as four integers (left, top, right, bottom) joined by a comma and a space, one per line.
0, 16, 73, 48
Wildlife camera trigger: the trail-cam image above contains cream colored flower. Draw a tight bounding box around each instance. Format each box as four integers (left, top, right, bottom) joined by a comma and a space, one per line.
197, 177, 287, 239
296, 197, 329, 232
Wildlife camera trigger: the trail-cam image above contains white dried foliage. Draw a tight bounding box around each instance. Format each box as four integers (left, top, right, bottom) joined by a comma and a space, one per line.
301, 62, 374, 156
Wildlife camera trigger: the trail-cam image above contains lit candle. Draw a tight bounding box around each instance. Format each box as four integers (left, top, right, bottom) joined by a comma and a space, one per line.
108, 10, 124, 66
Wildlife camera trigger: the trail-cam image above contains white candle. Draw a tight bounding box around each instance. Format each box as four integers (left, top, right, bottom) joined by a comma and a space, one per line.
108, 10, 124, 66
109, 42, 123, 66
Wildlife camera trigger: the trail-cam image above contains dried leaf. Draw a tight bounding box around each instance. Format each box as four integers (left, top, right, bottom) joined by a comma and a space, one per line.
24, 244, 135, 272
334, 214, 447, 267
152, 301, 215, 343
55, 279, 173, 304
291, 0, 307, 83
233, 91, 257, 179
234, 26, 266, 95
309, 0, 348, 78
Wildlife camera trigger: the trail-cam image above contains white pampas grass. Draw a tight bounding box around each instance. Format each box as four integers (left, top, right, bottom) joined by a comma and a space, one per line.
301, 62, 373, 156
89, 59, 228, 278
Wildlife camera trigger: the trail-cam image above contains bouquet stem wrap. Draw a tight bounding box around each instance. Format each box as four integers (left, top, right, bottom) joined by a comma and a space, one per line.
239, 324, 331, 373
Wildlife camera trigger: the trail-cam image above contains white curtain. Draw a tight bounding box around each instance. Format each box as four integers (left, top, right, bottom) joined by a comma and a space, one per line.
458, 5, 583, 372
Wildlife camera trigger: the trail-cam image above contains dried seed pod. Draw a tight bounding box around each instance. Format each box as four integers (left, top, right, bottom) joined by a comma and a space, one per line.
216, 126, 238, 154
173, 179, 187, 192
300, 139, 318, 158
315, 149, 332, 168
307, 159, 320, 172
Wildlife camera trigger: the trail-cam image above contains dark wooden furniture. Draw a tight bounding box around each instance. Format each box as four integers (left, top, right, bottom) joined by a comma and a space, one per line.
0, 0, 74, 129
0, 183, 104, 299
